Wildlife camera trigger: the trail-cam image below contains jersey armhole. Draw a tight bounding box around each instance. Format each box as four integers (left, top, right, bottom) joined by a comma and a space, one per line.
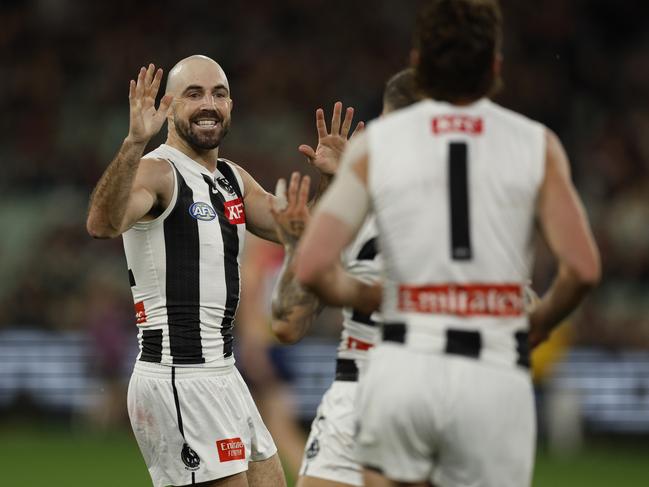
218, 158, 246, 199
131, 158, 179, 230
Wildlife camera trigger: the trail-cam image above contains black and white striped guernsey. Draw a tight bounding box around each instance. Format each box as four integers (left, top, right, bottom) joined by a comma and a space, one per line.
123, 144, 246, 366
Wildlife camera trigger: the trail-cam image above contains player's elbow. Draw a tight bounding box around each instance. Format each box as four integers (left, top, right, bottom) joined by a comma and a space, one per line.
565, 253, 602, 291
86, 215, 120, 239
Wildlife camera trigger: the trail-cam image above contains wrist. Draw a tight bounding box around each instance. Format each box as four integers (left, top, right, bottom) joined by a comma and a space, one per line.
123, 135, 150, 149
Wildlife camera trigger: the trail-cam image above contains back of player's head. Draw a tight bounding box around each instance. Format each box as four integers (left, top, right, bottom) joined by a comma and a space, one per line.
382, 68, 421, 114
413, 0, 503, 103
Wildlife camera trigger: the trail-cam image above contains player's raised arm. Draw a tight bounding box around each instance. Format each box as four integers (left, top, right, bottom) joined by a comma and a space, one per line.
529, 129, 601, 347
268, 173, 323, 343
86, 64, 174, 238
294, 133, 381, 313
239, 102, 363, 243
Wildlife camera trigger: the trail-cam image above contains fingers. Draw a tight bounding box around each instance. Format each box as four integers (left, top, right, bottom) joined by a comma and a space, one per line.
144, 63, 155, 91
287, 172, 300, 210
315, 108, 327, 139
350, 121, 365, 139
148, 67, 164, 99
135, 66, 146, 99
297, 175, 311, 209
129, 79, 136, 100
274, 178, 288, 211
340, 106, 355, 138
330, 101, 343, 135
298, 144, 316, 162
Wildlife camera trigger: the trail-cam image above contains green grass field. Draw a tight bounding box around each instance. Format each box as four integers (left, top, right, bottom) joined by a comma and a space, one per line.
0, 426, 647, 486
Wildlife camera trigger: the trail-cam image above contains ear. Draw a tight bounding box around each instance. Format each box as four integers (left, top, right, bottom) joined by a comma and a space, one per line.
493, 52, 503, 78
409, 49, 420, 68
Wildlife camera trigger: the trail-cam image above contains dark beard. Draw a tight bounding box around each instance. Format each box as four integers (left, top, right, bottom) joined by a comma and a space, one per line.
174, 113, 230, 150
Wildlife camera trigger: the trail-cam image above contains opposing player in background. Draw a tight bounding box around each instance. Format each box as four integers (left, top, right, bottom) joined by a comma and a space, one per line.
295, 1, 601, 486
86, 55, 359, 487
269, 69, 419, 487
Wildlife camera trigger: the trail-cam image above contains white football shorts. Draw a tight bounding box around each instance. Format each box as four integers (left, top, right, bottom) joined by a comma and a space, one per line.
127, 361, 276, 487
355, 344, 536, 487
299, 380, 363, 486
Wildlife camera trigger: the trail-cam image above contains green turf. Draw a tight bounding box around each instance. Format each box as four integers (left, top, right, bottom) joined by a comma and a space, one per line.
0, 427, 647, 486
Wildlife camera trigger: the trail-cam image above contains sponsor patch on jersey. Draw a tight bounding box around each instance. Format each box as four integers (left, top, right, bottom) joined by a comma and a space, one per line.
224, 198, 245, 225
216, 437, 245, 462
399, 283, 524, 317
432, 115, 483, 135
305, 438, 320, 459
347, 336, 374, 351
134, 301, 147, 324
189, 202, 217, 221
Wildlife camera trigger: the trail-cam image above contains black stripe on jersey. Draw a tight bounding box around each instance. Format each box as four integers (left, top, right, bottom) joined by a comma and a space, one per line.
216, 159, 243, 199
164, 166, 204, 365
128, 269, 136, 287
515, 331, 530, 368
449, 142, 472, 260
355, 237, 377, 261
203, 173, 240, 359
351, 237, 379, 326
140, 329, 163, 363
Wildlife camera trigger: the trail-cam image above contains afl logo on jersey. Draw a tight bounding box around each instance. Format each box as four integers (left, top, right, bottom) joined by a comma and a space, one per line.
189, 202, 216, 221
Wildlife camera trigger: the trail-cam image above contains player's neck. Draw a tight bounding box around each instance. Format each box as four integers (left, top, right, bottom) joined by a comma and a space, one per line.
166, 134, 219, 173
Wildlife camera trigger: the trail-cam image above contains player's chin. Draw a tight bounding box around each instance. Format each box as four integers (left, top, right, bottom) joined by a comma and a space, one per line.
190, 130, 224, 150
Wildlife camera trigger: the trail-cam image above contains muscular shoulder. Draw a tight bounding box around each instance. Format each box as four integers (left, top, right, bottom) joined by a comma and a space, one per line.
137, 157, 175, 210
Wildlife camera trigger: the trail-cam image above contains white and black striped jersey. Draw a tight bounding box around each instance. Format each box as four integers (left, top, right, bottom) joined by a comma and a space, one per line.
338, 216, 382, 362
123, 144, 246, 366
366, 99, 545, 367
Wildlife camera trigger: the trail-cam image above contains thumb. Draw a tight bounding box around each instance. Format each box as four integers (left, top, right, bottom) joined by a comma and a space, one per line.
298, 144, 316, 162
158, 94, 174, 115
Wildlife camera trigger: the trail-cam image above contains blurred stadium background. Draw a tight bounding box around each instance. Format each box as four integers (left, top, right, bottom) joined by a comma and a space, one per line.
2, 0, 649, 485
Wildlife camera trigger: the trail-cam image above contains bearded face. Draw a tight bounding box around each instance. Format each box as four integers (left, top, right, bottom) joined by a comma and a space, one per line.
174, 108, 231, 150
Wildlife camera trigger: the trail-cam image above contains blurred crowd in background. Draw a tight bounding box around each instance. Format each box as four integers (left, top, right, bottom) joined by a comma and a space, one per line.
1, 0, 649, 460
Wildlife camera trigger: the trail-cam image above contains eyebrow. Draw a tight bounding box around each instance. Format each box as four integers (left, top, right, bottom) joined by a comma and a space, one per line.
182, 84, 230, 95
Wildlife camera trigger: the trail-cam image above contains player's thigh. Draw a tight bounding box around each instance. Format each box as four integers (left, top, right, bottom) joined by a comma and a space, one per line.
297, 476, 358, 487
435, 361, 535, 487
179, 471, 249, 486
246, 453, 286, 487
363, 468, 430, 487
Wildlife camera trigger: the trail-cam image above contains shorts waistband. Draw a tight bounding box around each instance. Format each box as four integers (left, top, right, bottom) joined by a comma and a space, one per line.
382, 322, 530, 369
335, 358, 359, 382
133, 360, 235, 379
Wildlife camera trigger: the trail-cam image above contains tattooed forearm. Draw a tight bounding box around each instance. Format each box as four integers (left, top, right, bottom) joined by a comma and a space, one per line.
271, 250, 322, 342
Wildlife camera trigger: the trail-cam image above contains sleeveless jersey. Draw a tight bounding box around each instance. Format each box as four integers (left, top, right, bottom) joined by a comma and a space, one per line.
123, 144, 246, 366
366, 99, 545, 365
338, 216, 382, 362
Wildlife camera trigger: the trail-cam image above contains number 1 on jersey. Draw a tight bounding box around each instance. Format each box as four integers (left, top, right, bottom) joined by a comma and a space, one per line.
449, 142, 472, 260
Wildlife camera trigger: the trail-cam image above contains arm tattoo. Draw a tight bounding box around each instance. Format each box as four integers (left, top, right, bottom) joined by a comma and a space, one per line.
272, 250, 322, 323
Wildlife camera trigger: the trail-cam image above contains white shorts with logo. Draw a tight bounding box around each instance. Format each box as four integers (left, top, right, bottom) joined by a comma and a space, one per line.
355, 344, 536, 487
127, 361, 277, 487
299, 380, 363, 486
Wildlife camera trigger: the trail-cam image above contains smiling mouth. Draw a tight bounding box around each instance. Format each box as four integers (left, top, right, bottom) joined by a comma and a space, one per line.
193, 119, 220, 129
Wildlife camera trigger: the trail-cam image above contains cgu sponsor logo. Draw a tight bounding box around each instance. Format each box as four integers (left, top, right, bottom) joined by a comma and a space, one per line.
216, 437, 245, 462
134, 301, 147, 324
431, 115, 483, 135
399, 283, 524, 317
189, 202, 217, 221
224, 198, 245, 225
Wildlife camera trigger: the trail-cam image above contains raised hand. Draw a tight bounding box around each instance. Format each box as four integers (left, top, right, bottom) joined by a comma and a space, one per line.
299, 101, 364, 176
127, 64, 174, 144
269, 172, 311, 248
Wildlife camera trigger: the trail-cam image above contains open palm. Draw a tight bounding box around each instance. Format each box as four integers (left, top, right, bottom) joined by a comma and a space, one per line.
127, 64, 173, 144
299, 101, 364, 175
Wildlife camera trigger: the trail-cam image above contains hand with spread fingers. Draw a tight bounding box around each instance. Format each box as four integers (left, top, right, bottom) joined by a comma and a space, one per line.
298, 101, 364, 176
269, 172, 311, 249
127, 63, 174, 145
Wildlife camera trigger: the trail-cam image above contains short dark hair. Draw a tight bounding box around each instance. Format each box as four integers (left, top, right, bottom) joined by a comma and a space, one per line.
414, 0, 503, 102
383, 68, 421, 112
